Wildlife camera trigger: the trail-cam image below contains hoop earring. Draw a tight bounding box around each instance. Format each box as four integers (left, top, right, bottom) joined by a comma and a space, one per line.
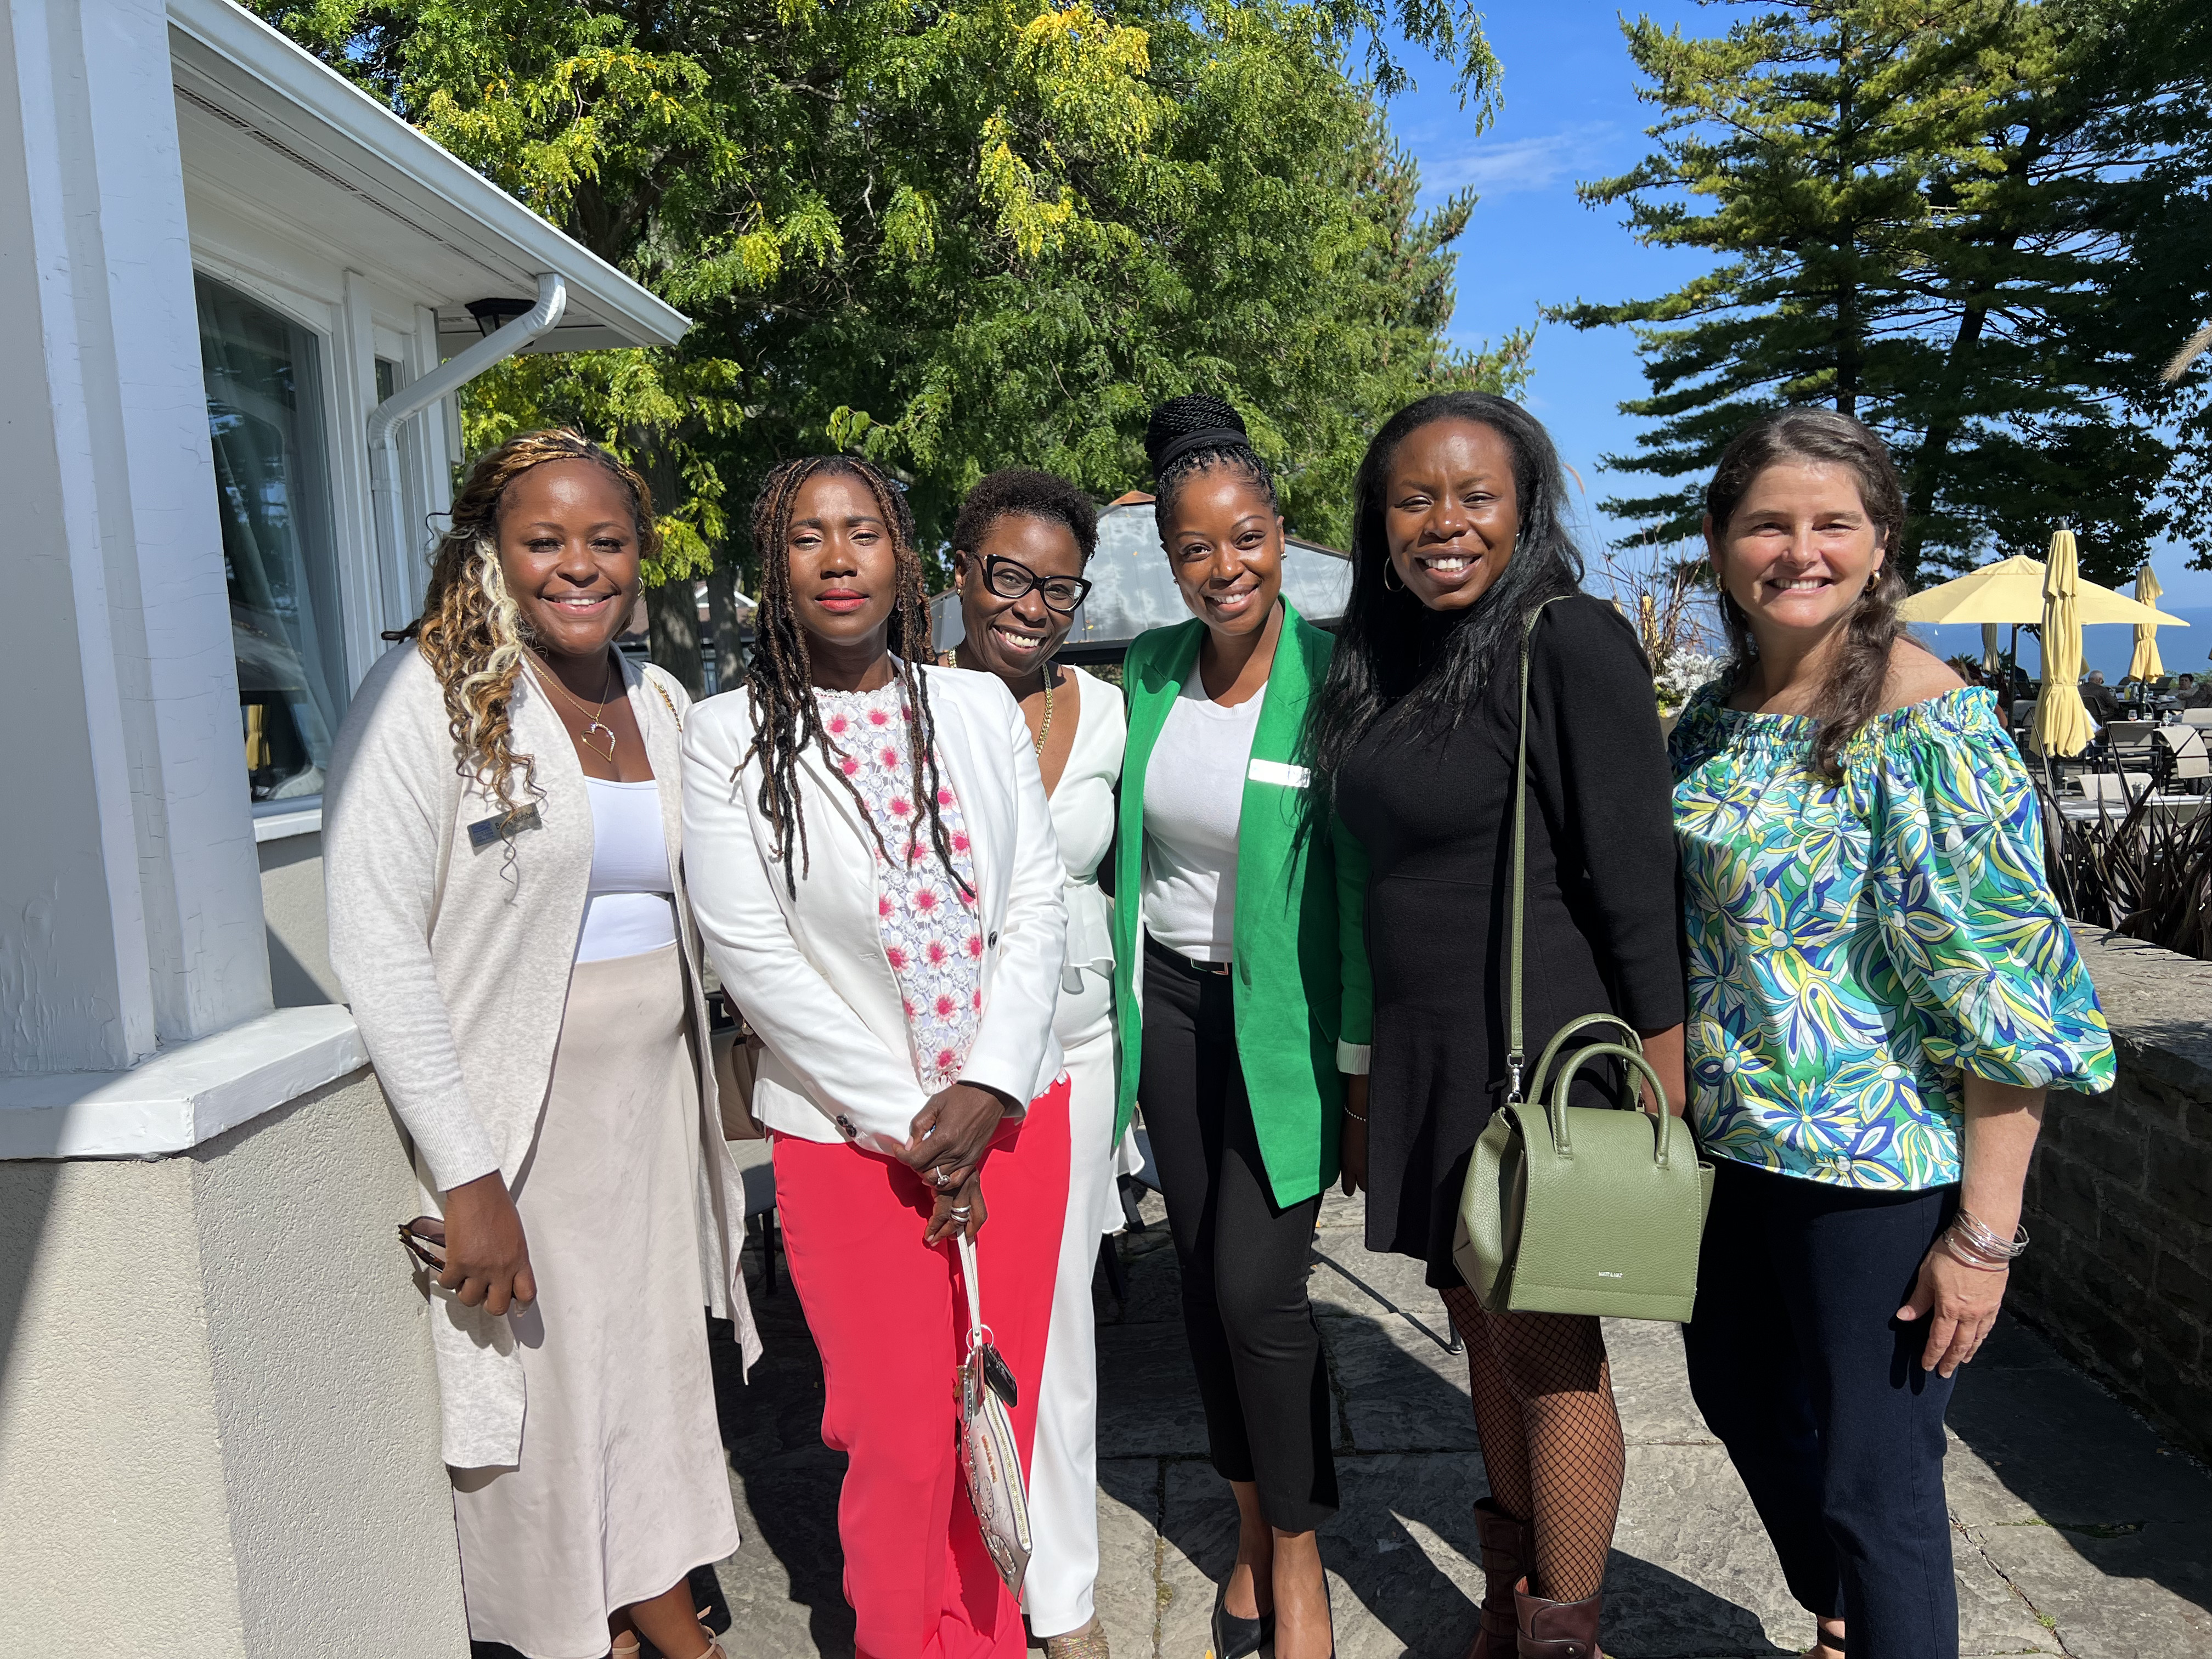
1382, 559, 1405, 593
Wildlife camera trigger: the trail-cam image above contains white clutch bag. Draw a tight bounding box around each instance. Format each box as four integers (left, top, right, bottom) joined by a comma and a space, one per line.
956, 1231, 1032, 1594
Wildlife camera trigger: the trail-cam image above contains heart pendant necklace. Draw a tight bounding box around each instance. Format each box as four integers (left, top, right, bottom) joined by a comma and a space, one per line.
535, 653, 620, 765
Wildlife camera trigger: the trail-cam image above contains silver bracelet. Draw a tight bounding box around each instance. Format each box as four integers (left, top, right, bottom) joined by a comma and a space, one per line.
1342, 1108, 1369, 1123
1953, 1208, 2029, 1260
1940, 1229, 2012, 1272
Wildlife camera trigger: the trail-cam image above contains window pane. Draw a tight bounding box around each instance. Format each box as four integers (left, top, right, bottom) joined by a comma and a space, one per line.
198, 277, 343, 802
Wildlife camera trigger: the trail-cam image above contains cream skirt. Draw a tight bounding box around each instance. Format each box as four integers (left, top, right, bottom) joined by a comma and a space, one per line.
451, 942, 740, 1659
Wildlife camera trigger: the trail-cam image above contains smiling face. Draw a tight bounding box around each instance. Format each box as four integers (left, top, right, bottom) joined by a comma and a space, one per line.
1382, 418, 1522, 612
785, 470, 900, 656
495, 459, 643, 661
953, 512, 1084, 678
1161, 469, 1283, 641
1706, 460, 1887, 644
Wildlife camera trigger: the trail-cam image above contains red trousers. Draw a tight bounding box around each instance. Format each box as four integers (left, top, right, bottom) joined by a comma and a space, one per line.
772, 1077, 1070, 1659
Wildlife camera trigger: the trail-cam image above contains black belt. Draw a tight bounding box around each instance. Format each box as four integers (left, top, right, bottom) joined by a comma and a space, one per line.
1144, 934, 1231, 977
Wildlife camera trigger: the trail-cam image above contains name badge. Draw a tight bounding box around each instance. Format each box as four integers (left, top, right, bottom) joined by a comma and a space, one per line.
1247, 758, 1310, 789
468, 804, 543, 850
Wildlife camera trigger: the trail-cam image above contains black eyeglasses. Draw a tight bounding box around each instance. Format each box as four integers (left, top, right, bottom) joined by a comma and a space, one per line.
979, 555, 1092, 616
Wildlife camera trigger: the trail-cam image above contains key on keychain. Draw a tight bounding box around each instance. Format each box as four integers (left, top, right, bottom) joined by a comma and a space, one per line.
980, 1344, 1020, 1409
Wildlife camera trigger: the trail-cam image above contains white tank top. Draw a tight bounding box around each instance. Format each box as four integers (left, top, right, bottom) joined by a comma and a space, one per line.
576, 777, 678, 962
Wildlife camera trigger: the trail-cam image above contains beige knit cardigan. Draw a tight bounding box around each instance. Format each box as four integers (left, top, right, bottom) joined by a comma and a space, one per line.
325, 642, 759, 1469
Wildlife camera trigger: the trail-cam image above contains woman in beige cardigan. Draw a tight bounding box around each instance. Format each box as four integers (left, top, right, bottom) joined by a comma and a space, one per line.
325, 430, 757, 1659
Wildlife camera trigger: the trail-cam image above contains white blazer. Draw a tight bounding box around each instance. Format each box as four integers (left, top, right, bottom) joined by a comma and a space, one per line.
681, 664, 1067, 1150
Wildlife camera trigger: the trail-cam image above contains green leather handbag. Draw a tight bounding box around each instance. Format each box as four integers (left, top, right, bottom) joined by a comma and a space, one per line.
1449, 601, 1714, 1323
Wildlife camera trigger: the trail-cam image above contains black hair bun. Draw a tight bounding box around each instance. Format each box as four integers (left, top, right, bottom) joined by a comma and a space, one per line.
1144, 394, 1251, 477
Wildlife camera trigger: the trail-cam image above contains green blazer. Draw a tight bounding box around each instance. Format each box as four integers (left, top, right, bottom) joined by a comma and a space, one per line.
1110, 600, 1373, 1206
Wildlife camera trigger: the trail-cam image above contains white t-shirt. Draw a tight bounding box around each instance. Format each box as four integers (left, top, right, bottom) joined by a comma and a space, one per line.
1141, 674, 1266, 962
575, 776, 679, 962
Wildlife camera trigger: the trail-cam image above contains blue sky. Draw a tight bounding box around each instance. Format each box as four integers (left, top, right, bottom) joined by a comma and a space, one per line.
1375, 3, 2212, 676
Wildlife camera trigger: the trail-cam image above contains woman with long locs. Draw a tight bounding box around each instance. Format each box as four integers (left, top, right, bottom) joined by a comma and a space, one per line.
325, 430, 757, 1659
681, 455, 1071, 1659
1307, 393, 1688, 1659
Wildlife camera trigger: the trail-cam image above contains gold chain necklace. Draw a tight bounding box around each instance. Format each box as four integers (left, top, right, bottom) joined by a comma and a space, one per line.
533, 653, 619, 764
1032, 669, 1055, 756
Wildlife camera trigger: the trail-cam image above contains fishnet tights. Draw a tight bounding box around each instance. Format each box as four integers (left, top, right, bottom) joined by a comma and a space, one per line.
1438, 1285, 1624, 1603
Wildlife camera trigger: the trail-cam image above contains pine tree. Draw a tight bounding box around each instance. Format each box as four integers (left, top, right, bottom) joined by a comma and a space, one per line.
1553, 0, 2212, 584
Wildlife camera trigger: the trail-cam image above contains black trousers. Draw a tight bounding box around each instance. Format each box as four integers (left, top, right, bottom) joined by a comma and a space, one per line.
1683, 1158, 1961, 1659
1139, 944, 1338, 1532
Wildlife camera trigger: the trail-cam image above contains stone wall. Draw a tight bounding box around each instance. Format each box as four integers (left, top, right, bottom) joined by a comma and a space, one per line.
2012, 926, 2212, 1462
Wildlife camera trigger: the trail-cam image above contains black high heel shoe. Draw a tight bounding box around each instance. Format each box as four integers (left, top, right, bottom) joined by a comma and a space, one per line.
1210, 1575, 1272, 1659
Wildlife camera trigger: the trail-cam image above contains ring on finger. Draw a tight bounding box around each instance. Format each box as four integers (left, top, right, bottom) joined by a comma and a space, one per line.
950, 1205, 973, 1218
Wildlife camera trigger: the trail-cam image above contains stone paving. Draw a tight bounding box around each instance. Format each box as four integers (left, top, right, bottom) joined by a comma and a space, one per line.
704, 1188, 2211, 1659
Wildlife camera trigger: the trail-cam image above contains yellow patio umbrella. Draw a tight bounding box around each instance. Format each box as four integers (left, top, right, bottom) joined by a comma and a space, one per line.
2032, 528, 2095, 758
2127, 564, 2165, 681
1896, 555, 2185, 627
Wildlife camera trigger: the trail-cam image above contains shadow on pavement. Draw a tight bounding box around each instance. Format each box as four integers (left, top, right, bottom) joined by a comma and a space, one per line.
711, 1256, 858, 1659
1100, 1212, 1787, 1659
1944, 1313, 2211, 1620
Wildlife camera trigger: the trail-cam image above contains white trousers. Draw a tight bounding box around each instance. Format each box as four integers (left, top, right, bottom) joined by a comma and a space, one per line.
1022, 1007, 1118, 1638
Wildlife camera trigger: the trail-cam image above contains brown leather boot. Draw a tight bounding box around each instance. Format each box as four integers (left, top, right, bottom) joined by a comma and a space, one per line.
1463, 1499, 1533, 1658
1513, 1577, 1603, 1659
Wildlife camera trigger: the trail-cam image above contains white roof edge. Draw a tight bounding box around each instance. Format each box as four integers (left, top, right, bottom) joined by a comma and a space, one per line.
167, 0, 690, 349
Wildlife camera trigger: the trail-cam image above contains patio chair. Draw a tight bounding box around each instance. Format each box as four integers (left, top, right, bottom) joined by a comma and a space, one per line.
2075, 771, 2153, 804
2154, 725, 2211, 792
2103, 719, 2158, 759
2185, 708, 2212, 730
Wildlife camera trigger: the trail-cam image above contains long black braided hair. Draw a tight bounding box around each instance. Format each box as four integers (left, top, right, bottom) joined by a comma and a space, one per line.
1144, 394, 1277, 534
740, 455, 969, 899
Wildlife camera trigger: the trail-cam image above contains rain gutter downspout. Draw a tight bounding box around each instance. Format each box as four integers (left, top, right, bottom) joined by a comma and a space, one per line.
367, 272, 568, 625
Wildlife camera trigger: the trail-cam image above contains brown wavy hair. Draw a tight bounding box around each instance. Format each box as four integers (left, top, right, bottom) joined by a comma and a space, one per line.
386, 428, 659, 816
1707, 408, 1910, 784
741, 455, 964, 898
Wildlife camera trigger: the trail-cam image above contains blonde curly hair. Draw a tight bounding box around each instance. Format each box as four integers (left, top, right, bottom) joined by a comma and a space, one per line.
390, 429, 659, 817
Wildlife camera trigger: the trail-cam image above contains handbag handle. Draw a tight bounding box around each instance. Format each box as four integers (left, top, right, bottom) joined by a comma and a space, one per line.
956, 1229, 992, 1353
1504, 597, 1569, 1104
1526, 1012, 1644, 1109
1543, 1041, 1677, 1166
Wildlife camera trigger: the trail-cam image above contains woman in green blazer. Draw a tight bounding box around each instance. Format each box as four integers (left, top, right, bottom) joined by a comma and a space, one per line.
1108, 396, 1371, 1659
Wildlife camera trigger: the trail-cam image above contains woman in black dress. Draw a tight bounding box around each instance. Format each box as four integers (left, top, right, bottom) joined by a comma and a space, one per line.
1310, 393, 1685, 1659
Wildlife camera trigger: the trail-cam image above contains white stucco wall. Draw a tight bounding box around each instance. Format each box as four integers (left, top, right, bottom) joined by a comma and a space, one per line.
0, 1144, 249, 1649
0, 1071, 467, 1655
257, 832, 339, 1008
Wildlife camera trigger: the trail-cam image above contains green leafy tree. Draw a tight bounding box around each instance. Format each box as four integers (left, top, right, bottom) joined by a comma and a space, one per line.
250, 0, 1525, 681
1552, 0, 2212, 584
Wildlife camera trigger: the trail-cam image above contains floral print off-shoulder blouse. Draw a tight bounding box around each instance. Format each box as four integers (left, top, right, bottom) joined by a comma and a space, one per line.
1669, 682, 2114, 1190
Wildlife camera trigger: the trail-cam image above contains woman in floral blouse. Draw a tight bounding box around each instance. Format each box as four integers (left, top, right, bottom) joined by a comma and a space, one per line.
1671, 409, 2113, 1659
683, 456, 1070, 1659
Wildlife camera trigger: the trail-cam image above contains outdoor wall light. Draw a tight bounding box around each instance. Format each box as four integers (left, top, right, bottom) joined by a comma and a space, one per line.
466, 296, 536, 336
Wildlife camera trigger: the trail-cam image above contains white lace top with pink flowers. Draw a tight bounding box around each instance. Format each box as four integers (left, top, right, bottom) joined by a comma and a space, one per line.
817, 678, 984, 1092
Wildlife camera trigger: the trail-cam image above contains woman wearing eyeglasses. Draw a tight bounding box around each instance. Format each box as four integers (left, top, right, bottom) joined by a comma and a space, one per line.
948, 469, 1125, 1658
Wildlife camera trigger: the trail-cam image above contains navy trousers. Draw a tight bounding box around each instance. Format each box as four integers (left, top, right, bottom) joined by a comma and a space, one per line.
1683, 1158, 1960, 1659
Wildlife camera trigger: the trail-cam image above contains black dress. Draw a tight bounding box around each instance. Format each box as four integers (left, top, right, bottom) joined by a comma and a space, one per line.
1337, 594, 1686, 1286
